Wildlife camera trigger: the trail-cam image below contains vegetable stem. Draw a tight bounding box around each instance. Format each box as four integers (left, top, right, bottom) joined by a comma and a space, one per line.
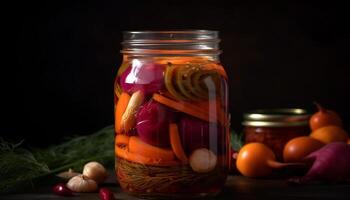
267, 160, 306, 170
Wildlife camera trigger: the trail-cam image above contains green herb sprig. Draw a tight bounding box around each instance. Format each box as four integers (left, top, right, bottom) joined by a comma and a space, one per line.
230, 129, 244, 151
0, 125, 115, 193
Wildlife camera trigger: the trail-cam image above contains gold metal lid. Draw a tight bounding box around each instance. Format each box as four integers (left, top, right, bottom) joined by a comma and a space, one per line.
242, 108, 311, 127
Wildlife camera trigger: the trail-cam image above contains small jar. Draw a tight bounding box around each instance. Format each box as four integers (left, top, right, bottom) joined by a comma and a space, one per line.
114, 31, 229, 199
242, 109, 311, 161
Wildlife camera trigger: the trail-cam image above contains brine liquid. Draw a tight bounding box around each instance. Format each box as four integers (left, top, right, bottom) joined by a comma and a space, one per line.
114, 57, 229, 198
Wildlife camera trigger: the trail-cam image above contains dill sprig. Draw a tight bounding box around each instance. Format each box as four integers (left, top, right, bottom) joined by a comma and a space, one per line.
0, 125, 115, 193
0, 139, 50, 193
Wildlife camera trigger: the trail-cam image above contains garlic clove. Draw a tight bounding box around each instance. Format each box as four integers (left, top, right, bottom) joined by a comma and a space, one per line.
83, 161, 108, 184
121, 90, 144, 133
57, 168, 81, 180
66, 175, 98, 193
189, 148, 217, 173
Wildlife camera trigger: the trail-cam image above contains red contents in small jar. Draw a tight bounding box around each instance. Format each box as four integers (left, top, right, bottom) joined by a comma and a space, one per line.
244, 126, 310, 161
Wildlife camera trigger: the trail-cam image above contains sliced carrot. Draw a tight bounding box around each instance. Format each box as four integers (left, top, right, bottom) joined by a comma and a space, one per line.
115, 134, 130, 146
128, 136, 175, 161
169, 123, 188, 164
196, 98, 221, 110
160, 91, 178, 100
117, 62, 130, 76
162, 91, 226, 124
153, 93, 226, 126
115, 146, 180, 166
153, 93, 210, 122
114, 82, 122, 98
115, 145, 152, 163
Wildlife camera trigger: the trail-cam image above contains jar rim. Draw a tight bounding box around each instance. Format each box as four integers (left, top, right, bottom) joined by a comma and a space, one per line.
123, 30, 219, 40
121, 30, 221, 57
242, 108, 311, 127
124, 30, 218, 34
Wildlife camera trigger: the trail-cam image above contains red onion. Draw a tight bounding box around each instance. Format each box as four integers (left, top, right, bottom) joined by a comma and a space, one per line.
136, 100, 170, 147
99, 188, 116, 200
291, 142, 350, 183
52, 183, 73, 196
119, 63, 165, 95
179, 115, 225, 154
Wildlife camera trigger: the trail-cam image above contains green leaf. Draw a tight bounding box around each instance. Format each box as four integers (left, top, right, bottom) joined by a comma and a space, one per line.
230, 129, 244, 151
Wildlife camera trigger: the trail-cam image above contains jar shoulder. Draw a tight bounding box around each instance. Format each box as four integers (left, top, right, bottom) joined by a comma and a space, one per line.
118, 58, 227, 79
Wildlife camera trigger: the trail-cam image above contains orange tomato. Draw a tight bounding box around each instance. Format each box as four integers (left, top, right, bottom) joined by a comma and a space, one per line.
310, 126, 348, 144
283, 136, 324, 162
236, 143, 275, 178
309, 103, 342, 131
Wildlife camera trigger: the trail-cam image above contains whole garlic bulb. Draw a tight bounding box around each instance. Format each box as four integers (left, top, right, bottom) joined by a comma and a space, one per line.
66, 175, 98, 192
83, 161, 108, 183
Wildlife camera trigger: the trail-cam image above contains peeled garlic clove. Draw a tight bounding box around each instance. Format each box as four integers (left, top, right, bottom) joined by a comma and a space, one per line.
57, 168, 81, 180
66, 175, 98, 193
189, 148, 217, 173
83, 161, 108, 184
121, 90, 144, 133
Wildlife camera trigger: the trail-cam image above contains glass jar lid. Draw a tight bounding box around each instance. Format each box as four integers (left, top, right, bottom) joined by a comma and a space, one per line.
242, 108, 311, 127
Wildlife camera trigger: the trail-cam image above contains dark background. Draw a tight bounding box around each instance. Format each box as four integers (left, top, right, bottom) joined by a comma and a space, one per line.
1, 0, 349, 147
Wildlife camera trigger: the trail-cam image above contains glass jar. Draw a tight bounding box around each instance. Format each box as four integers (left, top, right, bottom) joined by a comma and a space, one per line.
114, 31, 229, 199
242, 109, 311, 161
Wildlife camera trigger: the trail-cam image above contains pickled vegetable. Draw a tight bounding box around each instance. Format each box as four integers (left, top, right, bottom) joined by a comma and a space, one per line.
179, 116, 225, 154
115, 93, 131, 134
136, 101, 170, 147
120, 63, 165, 95
169, 123, 188, 163
164, 63, 223, 101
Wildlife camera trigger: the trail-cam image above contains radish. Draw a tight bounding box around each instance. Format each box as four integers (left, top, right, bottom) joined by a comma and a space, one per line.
292, 142, 350, 183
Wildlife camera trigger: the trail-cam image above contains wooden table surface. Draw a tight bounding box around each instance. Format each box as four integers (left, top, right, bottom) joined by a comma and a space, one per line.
2, 175, 350, 200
